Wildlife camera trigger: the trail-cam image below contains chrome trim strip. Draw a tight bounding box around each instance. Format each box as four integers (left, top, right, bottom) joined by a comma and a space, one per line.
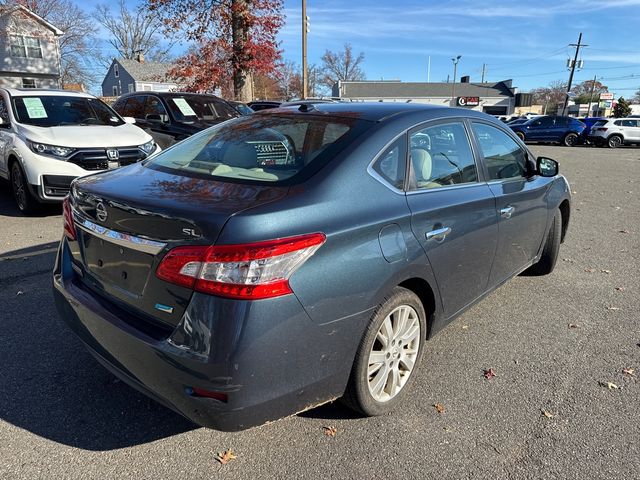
73, 212, 166, 255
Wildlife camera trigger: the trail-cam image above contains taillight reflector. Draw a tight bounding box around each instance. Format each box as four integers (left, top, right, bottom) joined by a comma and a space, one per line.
62, 196, 77, 240
156, 233, 326, 300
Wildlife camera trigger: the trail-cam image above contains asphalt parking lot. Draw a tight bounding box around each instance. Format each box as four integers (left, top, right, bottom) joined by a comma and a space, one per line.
0, 145, 638, 479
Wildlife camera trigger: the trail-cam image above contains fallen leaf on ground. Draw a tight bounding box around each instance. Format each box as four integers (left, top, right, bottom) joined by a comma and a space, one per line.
601, 382, 619, 390
562, 258, 574, 263
600, 269, 611, 274
483, 368, 496, 379
541, 410, 555, 418
607, 306, 620, 311
462, 325, 469, 330
323, 426, 337, 437
615, 287, 625, 292
16, 290, 23, 296
434, 403, 445, 414
623, 368, 635, 377
215, 449, 237, 465
619, 230, 630, 234
584, 268, 595, 273
568, 323, 579, 329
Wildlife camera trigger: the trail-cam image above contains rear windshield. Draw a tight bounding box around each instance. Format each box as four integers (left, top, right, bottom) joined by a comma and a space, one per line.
592, 120, 608, 126
12, 96, 123, 127
146, 114, 371, 184
165, 95, 238, 123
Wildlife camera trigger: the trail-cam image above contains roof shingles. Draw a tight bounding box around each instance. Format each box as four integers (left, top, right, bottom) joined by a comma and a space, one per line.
117, 59, 175, 83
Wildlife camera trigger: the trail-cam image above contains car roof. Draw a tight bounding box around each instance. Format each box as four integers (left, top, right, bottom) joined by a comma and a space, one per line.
118, 91, 224, 101
1, 87, 95, 99
260, 101, 491, 122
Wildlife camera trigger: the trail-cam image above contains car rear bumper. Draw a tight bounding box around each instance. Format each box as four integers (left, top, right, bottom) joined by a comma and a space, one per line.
52, 240, 357, 431
587, 135, 606, 145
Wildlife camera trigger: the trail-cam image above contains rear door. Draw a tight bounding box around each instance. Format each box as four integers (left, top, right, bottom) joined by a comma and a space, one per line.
469, 121, 550, 286
621, 119, 640, 141
406, 119, 498, 319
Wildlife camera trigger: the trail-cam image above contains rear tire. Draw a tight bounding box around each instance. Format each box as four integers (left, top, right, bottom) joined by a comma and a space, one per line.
527, 209, 561, 276
607, 135, 623, 148
342, 287, 426, 416
563, 132, 578, 147
10, 162, 39, 214
516, 131, 525, 141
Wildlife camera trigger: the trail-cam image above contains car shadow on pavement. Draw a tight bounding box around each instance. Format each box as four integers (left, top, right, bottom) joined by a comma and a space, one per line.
0, 181, 62, 218
0, 243, 196, 451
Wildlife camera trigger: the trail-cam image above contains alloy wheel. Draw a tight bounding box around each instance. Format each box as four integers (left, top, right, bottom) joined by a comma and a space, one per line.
11, 164, 26, 211
367, 305, 421, 402
608, 136, 622, 148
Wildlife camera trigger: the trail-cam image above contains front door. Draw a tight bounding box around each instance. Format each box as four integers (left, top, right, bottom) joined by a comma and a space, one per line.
406, 120, 498, 319
526, 116, 555, 141
470, 122, 551, 286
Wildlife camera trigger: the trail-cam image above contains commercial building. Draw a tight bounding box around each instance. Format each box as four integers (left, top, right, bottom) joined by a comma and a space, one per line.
332, 78, 532, 115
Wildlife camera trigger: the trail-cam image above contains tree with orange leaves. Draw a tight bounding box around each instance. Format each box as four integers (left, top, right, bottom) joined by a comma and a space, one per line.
148, 0, 284, 101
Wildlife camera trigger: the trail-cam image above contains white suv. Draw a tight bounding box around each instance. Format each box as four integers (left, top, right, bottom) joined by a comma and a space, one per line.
588, 118, 640, 148
0, 88, 160, 213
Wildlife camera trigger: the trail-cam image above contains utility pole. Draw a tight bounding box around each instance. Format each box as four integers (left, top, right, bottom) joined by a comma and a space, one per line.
587, 75, 597, 117
481, 63, 486, 83
451, 55, 461, 104
302, 0, 308, 99
563, 32, 587, 115
427, 56, 431, 82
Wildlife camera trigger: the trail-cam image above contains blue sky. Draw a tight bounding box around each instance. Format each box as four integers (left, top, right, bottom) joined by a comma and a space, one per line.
82, 0, 640, 96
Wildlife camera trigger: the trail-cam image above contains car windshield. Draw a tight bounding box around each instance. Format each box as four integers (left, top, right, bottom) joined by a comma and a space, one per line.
165, 95, 238, 123
146, 114, 371, 184
12, 96, 124, 127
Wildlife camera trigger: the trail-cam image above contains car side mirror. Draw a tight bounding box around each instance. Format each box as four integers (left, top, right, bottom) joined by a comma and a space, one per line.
537, 156, 558, 177
123, 116, 136, 124
146, 114, 163, 122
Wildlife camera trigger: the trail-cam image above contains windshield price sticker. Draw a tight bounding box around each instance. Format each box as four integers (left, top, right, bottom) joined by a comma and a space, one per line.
23, 97, 48, 118
173, 98, 197, 117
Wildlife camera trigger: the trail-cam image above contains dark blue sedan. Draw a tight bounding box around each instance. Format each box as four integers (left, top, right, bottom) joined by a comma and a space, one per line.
53, 103, 571, 430
509, 115, 586, 146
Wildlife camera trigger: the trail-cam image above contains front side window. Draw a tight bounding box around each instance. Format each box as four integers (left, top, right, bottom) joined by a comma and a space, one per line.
12, 96, 124, 127
147, 114, 371, 184
409, 122, 477, 190
531, 116, 554, 128
371, 136, 406, 190
473, 123, 528, 180
143, 97, 169, 122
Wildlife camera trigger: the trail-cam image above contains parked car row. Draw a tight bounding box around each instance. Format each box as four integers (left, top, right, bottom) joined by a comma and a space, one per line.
507, 114, 640, 148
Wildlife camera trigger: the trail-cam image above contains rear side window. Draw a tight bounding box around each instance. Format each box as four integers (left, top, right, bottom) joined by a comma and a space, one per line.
472, 123, 528, 180
409, 122, 477, 190
146, 115, 370, 184
371, 136, 406, 190
121, 96, 146, 118
144, 97, 169, 122
592, 120, 608, 127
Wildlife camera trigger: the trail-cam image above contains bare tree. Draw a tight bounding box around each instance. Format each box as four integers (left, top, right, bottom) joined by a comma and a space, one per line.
4, 0, 96, 87
320, 43, 365, 89
531, 80, 567, 114
94, 0, 173, 64
276, 60, 301, 100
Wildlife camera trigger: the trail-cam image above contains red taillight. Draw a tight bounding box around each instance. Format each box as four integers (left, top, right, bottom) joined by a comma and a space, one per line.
156, 233, 326, 300
188, 387, 228, 402
62, 196, 77, 240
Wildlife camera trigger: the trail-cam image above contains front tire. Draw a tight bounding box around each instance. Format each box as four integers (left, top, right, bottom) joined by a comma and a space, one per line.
527, 209, 561, 275
607, 135, 623, 148
11, 162, 39, 214
342, 287, 426, 416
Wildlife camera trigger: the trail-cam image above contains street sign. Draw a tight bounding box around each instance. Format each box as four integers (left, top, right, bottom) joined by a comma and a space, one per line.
600, 92, 614, 100
457, 96, 480, 107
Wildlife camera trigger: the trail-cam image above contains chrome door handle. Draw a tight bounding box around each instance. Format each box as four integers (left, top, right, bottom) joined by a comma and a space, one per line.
426, 226, 452, 242
500, 206, 515, 219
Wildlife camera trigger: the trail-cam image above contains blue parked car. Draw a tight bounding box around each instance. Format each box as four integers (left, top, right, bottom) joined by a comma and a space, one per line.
53, 103, 571, 431
577, 117, 607, 144
509, 115, 586, 146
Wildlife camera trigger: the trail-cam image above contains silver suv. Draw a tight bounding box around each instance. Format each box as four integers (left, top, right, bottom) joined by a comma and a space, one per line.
588, 118, 640, 148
